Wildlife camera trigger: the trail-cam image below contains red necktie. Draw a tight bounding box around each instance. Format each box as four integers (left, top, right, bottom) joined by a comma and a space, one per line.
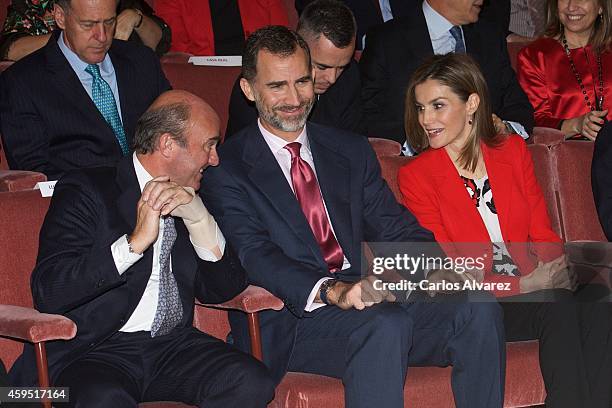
285, 142, 344, 272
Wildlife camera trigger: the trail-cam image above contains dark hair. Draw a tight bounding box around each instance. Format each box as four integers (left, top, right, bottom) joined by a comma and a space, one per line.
133, 102, 190, 154
241, 25, 311, 82
297, 0, 356, 48
54, 0, 119, 11
404, 53, 498, 172
544, 0, 611, 52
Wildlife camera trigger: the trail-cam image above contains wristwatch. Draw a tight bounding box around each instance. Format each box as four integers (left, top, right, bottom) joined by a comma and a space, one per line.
319, 279, 338, 305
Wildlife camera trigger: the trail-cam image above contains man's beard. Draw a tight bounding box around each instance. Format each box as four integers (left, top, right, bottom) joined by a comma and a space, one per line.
255, 94, 315, 133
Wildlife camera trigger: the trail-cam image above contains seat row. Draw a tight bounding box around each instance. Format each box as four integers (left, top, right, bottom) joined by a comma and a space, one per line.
2, 138, 604, 407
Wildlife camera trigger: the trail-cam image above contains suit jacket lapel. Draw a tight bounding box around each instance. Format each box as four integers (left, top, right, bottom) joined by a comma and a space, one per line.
462, 23, 481, 56
108, 45, 135, 128
431, 148, 490, 241
243, 126, 325, 265
308, 127, 353, 263
482, 143, 513, 239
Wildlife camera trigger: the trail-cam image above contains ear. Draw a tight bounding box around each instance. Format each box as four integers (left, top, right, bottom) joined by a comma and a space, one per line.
240, 78, 256, 102
54, 4, 67, 30
466, 93, 480, 115
157, 133, 175, 158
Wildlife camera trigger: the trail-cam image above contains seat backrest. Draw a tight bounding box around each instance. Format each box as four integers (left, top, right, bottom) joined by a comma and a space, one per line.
506, 40, 531, 71
193, 306, 230, 341
0, 0, 9, 32
0, 135, 8, 170
369, 137, 401, 158
527, 144, 562, 238
162, 63, 241, 139
0, 190, 51, 369
282, 0, 299, 29
551, 141, 606, 241
378, 155, 414, 203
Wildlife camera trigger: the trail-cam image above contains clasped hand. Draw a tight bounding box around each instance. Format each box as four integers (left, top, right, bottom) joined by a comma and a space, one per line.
520, 254, 577, 293
129, 176, 195, 254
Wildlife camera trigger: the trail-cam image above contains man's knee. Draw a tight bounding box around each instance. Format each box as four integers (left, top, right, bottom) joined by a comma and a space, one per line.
359, 304, 413, 342
458, 294, 503, 333
226, 359, 275, 403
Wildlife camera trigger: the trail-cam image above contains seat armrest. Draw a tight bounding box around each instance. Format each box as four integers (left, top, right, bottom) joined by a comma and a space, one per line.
0, 170, 47, 192
532, 127, 565, 146
0, 305, 77, 343
200, 285, 284, 313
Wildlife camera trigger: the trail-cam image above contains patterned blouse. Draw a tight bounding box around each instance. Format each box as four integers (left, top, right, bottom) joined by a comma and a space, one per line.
461, 175, 521, 277
0, 0, 171, 59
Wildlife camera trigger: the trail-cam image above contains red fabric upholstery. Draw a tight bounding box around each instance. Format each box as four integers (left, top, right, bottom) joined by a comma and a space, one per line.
527, 144, 562, 237
271, 342, 543, 408
282, 0, 299, 29
206, 285, 284, 313
0, 60, 13, 73
0, 305, 76, 343
532, 127, 565, 146
0, 190, 51, 369
160, 52, 193, 64
507, 40, 531, 71
0, 1, 9, 35
0, 137, 8, 170
378, 155, 413, 202
0, 170, 47, 191
552, 141, 606, 241
162, 63, 241, 139
368, 137, 401, 158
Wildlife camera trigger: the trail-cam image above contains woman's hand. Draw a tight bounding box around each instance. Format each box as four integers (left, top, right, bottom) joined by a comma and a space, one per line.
519, 254, 577, 293
562, 110, 608, 140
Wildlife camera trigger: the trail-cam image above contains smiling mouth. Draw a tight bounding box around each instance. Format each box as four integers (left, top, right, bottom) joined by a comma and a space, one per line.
566, 14, 585, 21
426, 128, 443, 137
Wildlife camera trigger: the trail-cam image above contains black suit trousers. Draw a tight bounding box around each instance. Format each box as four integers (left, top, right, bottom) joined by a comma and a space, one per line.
53, 327, 274, 408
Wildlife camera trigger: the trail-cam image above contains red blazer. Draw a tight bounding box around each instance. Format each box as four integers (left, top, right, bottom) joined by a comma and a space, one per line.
155, 0, 289, 55
399, 135, 562, 296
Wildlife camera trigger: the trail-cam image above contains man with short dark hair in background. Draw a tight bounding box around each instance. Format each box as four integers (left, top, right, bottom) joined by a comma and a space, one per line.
225, 0, 364, 138
9, 90, 275, 408
0, 0, 171, 180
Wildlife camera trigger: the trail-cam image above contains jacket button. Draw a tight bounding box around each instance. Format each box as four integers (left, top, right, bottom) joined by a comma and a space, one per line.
89, 342, 95, 347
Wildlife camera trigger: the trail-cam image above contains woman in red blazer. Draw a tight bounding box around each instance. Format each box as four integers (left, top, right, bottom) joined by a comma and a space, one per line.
155, 0, 289, 56
398, 53, 598, 408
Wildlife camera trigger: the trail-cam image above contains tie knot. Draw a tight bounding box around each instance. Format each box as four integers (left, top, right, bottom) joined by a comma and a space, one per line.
449, 25, 462, 42
85, 63, 101, 79
284, 142, 302, 159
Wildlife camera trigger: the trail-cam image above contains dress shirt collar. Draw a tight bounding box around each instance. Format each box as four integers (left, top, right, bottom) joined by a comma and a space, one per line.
258, 119, 311, 157
423, 0, 455, 41
58, 31, 115, 81
133, 153, 153, 193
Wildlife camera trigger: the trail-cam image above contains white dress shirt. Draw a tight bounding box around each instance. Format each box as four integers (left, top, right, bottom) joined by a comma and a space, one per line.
111, 153, 226, 332
258, 120, 350, 311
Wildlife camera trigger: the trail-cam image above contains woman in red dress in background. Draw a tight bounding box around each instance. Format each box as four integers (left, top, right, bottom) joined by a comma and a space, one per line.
517, 0, 612, 140
155, 0, 289, 56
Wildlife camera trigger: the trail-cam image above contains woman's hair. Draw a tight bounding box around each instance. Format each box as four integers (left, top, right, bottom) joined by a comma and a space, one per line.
404, 53, 498, 172
544, 0, 612, 52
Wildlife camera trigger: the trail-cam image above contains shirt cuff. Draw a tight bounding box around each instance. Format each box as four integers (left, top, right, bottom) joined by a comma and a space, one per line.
505, 121, 529, 139
192, 224, 226, 262
305, 277, 332, 312
111, 234, 143, 275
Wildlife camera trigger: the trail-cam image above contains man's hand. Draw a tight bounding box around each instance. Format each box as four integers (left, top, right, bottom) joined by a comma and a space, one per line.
326, 277, 395, 310
519, 254, 575, 293
129, 196, 162, 254
141, 176, 194, 216
492, 114, 512, 135
114, 8, 141, 41
425, 268, 481, 297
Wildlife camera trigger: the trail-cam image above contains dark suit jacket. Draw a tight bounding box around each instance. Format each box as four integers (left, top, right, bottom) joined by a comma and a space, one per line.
359, 9, 534, 143
10, 156, 247, 386
0, 31, 171, 180
225, 60, 365, 138
201, 122, 434, 382
592, 122, 612, 241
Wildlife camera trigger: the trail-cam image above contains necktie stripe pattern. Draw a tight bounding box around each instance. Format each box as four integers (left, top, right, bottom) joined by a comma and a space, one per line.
151, 216, 183, 337
85, 64, 130, 155
449, 25, 466, 54
284, 142, 344, 272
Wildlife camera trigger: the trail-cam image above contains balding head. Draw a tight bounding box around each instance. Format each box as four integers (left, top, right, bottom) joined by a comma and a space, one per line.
135, 90, 222, 190
427, 0, 482, 26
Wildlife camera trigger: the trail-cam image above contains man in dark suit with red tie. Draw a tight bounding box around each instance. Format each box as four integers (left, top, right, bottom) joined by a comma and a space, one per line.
202, 26, 506, 408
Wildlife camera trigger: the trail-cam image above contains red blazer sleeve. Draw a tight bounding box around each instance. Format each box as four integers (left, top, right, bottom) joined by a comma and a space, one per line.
517, 44, 563, 129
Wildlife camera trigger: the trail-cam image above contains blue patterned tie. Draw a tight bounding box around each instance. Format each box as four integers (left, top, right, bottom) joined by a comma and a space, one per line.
85, 64, 130, 156
449, 26, 466, 54
151, 217, 183, 337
